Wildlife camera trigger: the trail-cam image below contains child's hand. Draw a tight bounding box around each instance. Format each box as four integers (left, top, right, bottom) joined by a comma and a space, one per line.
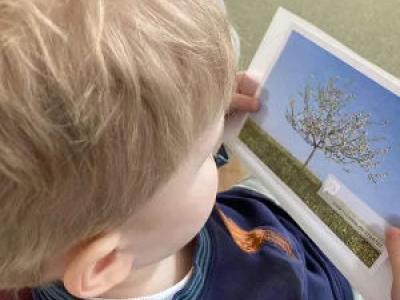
387, 227, 400, 300
228, 72, 260, 115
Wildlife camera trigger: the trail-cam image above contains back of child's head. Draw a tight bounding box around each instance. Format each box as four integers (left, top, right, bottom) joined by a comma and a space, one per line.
0, 0, 235, 289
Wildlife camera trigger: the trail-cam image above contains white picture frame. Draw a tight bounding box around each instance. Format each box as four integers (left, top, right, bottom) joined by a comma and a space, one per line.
224, 7, 400, 300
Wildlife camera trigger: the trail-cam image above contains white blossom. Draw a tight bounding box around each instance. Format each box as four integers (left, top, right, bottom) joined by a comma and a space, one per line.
286, 77, 390, 184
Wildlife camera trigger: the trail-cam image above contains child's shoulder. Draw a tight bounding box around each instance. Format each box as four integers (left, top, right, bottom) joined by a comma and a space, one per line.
200, 187, 354, 300
216, 186, 299, 234
214, 186, 315, 258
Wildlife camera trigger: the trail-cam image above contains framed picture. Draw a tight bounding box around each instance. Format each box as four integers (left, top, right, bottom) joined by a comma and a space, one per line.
225, 8, 400, 300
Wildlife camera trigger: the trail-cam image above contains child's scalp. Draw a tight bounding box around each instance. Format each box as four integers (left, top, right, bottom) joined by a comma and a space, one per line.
0, 0, 235, 289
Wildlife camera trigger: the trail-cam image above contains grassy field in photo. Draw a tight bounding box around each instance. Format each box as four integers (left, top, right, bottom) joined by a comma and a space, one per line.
239, 118, 380, 267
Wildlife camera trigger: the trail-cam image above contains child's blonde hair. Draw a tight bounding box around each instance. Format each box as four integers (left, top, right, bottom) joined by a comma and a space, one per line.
0, 0, 235, 289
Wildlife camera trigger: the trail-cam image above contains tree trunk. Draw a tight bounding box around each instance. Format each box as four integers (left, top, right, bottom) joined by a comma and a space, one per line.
303, 146, 318, 167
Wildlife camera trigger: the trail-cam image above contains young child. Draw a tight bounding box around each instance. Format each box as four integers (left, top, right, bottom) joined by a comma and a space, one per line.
0, 1, 399, 299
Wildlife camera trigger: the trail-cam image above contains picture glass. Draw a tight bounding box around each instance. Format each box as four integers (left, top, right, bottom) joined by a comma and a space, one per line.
240, 31, 400, 267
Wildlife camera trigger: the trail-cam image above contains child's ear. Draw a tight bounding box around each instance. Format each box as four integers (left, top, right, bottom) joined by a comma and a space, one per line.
63, 231, 134, 298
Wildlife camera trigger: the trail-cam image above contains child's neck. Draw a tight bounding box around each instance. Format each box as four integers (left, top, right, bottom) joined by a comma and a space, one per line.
100, 240, 195, 299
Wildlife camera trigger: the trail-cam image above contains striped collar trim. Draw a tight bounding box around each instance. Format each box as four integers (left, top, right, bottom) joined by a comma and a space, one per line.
31, 227, 212, 300
173, 227, 211, 300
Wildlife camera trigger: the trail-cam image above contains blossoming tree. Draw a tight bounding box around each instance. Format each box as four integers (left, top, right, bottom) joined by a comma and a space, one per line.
286, 77, 390, 183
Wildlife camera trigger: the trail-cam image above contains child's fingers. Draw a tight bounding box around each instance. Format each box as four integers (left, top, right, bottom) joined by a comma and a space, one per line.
229, 94, 259, 113
386, 227, 400, 300
236, 72, 259, 97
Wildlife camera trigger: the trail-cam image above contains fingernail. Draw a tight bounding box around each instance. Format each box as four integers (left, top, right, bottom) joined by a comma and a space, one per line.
387, 227, 400, 240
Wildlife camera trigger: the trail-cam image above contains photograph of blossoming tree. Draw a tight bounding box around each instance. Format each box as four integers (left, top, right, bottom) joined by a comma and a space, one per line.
286, 77, 390, 184
240, 31, 400, 267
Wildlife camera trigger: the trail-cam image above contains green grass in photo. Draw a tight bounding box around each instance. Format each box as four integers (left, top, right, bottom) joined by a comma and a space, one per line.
239, 118, 380, 267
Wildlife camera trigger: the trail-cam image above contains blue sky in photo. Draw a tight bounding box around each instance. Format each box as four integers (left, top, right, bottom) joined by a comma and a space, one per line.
252, 31, 400, 226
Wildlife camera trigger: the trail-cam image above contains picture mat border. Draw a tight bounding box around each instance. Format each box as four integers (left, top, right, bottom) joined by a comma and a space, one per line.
224, 7, 397, 300
318, 175, 387, 252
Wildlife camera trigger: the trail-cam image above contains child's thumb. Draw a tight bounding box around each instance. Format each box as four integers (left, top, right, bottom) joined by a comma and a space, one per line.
386, 227, 400, 300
